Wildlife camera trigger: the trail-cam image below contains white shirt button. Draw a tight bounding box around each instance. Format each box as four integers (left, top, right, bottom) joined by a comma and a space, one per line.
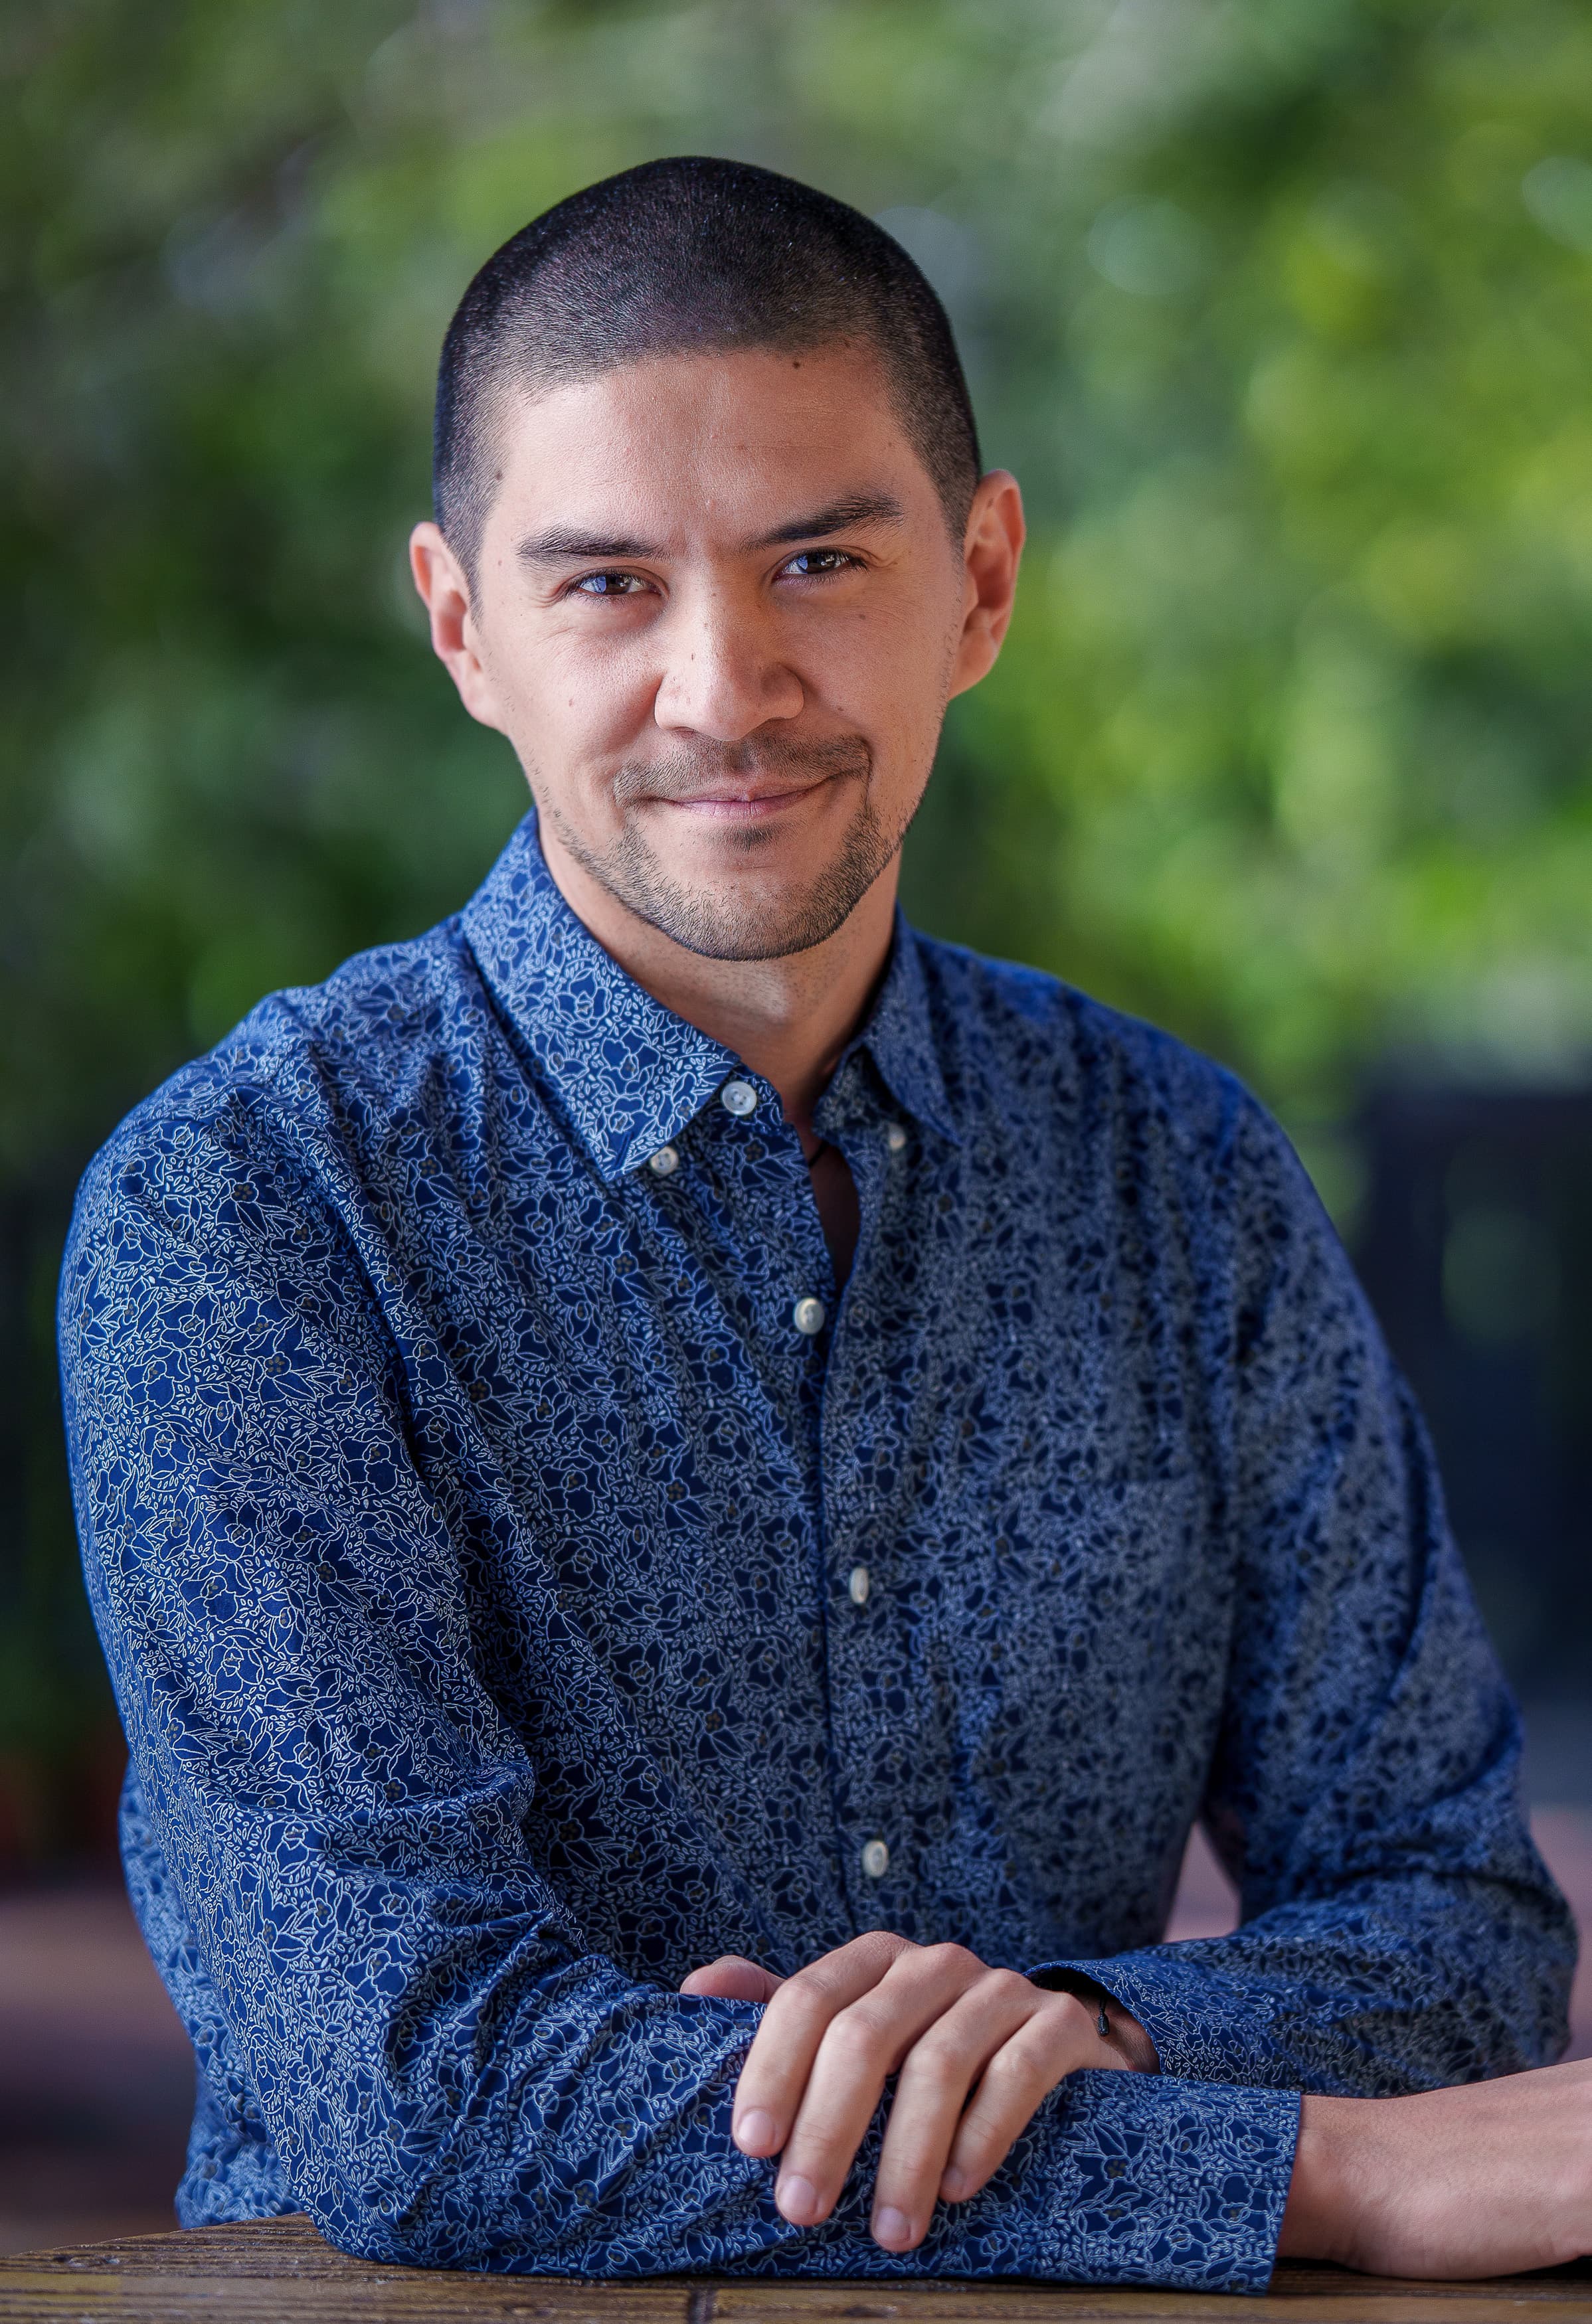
886, 1122, 908, 1153
647, 1144, 680, 1176
719, 1078, 758, 1118
792, 1295, 826, 1337
847, 1564, 871, 1605
861, 1839, 890, 1880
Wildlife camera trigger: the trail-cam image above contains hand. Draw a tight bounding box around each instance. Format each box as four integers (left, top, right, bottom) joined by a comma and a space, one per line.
1281, 2057, 1592, 2278
681, 1932, 1150, 2250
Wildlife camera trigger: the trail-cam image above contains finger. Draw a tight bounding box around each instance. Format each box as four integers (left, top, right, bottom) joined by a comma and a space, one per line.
941, 1989, 1111, 2206
680, 1955, 784, 2003
869, 1968, 1044, 2249
733, 1931, 915, 2160
772, 1943, 987, 2227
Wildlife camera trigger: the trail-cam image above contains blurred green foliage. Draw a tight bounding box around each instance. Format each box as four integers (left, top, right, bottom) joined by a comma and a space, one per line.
5, 0, 1592, 1791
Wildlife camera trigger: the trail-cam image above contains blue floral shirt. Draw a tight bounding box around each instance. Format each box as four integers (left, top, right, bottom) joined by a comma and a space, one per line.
60, 815, 1572, 2295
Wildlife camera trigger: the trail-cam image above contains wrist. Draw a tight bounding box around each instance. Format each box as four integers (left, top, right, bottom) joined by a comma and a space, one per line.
1099, 1995, 1160, 2073
1277, 2094, 1361, 2264
1029, 1967, 1159, 2072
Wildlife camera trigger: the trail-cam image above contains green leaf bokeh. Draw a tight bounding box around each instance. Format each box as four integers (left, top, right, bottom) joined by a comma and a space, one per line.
5, 0, 1591, 1799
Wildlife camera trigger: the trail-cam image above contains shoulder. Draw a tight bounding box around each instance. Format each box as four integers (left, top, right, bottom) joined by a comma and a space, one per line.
907, 928, 1329, 1266
910, 928, 1259, 1157
66, 920, 482, 1268
910, 932, 1356, 1353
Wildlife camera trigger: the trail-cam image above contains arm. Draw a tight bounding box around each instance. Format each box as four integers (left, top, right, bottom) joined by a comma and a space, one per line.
1030, 1097, 1574, 2098
61, 1102, 1295, 2290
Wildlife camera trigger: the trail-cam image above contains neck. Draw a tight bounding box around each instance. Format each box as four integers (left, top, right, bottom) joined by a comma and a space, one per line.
535, 828, 899, 1146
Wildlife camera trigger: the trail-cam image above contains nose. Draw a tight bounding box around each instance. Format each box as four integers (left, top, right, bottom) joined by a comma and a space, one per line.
652, 585, 804, 741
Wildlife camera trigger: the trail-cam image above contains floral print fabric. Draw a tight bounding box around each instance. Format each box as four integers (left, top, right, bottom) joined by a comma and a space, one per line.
60, 815, 1572, 2294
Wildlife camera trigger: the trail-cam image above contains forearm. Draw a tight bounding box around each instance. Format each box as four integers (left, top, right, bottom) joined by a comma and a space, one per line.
273, 1973, 1293, 2286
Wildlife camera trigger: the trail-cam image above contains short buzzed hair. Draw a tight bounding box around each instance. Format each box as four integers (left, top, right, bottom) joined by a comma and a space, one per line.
433, 156, 982, 579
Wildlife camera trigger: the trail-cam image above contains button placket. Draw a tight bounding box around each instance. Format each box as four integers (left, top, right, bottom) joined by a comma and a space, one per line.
715, 1075, 819, 1347
807, 1077, 899, 1916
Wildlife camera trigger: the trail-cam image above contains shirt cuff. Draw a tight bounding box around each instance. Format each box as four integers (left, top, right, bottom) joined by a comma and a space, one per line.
1036, 2067, 1300, 2293
1029, 1948, 1290, 2086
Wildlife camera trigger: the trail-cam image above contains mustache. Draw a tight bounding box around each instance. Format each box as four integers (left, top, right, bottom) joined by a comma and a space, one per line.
610, 734, 872, 803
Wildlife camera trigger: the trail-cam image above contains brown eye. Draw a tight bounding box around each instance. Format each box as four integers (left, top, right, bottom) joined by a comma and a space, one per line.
782, 549, 854, 578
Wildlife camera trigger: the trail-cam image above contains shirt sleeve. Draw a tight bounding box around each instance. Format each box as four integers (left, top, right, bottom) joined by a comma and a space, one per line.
61, 1094, 1298, 2293
1029, 1093, 1576, 2097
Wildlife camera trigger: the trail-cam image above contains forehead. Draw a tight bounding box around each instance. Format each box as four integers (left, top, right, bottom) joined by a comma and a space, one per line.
485, 341, 938, 542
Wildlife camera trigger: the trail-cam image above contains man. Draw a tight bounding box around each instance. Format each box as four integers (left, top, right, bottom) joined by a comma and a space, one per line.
60, 157, 1589, 2293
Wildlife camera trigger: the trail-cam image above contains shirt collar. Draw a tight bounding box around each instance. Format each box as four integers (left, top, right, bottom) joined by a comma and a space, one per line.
462, 817, 738, 1181
461, 814, 957, 1180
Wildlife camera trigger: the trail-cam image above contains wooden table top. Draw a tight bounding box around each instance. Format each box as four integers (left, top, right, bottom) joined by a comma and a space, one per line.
1, 2217, 1590, 2324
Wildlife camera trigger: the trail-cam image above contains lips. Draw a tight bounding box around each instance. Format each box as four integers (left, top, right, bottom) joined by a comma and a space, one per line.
652, 778, 831, 807
610, 736, 872, 813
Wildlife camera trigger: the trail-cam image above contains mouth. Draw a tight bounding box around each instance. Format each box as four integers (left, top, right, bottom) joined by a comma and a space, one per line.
656, 782, 830, 819
636, 770, 850, 822
611, 738, 873, 832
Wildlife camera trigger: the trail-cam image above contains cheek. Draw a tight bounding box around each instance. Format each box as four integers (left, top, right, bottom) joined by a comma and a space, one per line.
495, 626, 661, 750
834, 578, 958, 702
827, 606, 954, 756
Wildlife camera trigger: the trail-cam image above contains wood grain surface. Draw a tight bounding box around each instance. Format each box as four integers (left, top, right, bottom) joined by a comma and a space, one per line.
1, 2217, 1589, 2324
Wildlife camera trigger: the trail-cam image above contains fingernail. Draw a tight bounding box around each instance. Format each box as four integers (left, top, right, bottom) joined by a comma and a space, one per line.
940, 2167, 966, 2200
873, 2205, 913, 2248
735, 2108, 777, 2155
776, 2173, 820, 2225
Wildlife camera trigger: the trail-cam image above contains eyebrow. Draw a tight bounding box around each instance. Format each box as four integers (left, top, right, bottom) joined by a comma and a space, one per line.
513, 491, 907, 568
515, 526, 660, 565
750, 491, 906, 548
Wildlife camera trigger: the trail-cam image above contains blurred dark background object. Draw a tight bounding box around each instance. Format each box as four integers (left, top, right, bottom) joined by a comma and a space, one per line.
3, 0, 1590, 2255
1356, 1086, 1592, 1786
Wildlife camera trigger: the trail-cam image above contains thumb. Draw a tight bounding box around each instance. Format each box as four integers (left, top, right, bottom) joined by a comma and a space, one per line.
680, 1954, 785, 2003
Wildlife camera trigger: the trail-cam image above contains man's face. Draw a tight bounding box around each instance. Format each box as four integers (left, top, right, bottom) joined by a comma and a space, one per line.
420, 342, 1017, 962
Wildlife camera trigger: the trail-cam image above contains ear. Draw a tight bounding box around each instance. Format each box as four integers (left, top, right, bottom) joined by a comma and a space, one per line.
408, 522, 510, 733
948, 471, 1026, 700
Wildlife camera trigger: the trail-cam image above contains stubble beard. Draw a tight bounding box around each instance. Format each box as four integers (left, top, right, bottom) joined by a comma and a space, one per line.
538, 734, 909, 963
